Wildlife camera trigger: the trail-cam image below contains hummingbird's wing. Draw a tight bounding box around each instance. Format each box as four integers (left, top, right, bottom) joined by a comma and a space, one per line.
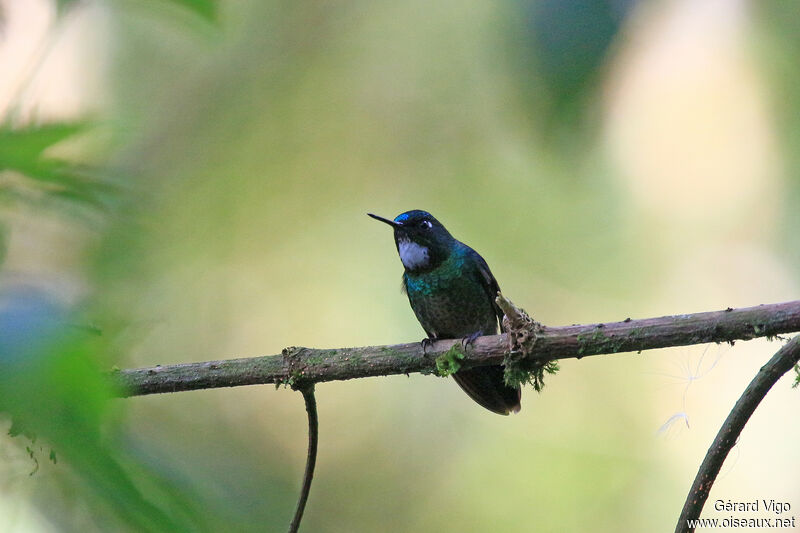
464, 247, 505, 333
452, 246, 521, 414
452, 365, 521, 415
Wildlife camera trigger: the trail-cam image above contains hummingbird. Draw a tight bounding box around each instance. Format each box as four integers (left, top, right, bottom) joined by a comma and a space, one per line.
369, 210, 521, 415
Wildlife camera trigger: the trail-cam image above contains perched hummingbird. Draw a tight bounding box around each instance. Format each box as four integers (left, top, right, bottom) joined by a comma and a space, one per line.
369, 210, 521, 415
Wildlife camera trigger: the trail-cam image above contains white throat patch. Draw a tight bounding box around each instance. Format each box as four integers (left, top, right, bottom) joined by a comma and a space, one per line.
398, 240, 430, 270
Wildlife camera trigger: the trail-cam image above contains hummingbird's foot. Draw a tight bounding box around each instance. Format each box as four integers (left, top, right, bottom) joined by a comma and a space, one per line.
421, 337, 434, 357
460, 330, 483, 350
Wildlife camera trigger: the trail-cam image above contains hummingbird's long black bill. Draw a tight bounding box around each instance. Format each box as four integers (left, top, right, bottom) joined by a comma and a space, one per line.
367, 213, 401, 227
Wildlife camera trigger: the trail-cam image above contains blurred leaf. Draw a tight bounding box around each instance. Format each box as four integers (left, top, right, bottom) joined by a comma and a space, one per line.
0, 288, 210, 532
162, 0, 217, 22
123, 0, 218, 23
58, 0, 218, 23
0, 122, 87, 163
0, 122, 112, 207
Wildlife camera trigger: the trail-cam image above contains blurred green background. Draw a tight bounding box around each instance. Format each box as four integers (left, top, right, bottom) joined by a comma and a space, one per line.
1, 0, 799, 531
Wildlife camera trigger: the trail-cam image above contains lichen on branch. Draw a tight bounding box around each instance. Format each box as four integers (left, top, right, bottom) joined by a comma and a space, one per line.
495, 293, 559, 391
435, 345, 466, 376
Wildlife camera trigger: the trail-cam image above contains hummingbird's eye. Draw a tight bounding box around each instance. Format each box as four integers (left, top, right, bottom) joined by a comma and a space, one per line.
420, 220, 433, 229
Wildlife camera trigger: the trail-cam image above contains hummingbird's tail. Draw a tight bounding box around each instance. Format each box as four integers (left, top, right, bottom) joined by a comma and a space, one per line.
452, 365, 521, 415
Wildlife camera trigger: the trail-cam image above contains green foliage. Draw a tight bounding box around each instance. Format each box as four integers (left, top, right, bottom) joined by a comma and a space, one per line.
0, 122, 85, 173
53, 0, 217, 22
793, 364, 799, 389
118, 0, 218, 23
0, 122, 109, 208
163, 0, 217, 21
0, 291, 216, 532
435, 345, 466, 377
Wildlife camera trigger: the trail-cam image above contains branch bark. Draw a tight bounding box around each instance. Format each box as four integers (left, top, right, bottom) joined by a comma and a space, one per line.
113, 300, 800, 397
675, 334, 800, 532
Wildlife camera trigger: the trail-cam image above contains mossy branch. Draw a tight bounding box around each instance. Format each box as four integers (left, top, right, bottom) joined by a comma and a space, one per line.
113, 299, 800, 397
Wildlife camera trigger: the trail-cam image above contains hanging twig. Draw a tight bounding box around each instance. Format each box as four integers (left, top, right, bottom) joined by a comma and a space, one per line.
288, 384, 318, 533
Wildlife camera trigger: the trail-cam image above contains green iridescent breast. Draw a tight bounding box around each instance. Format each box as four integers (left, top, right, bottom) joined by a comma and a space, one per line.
403, 247, 498, 339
